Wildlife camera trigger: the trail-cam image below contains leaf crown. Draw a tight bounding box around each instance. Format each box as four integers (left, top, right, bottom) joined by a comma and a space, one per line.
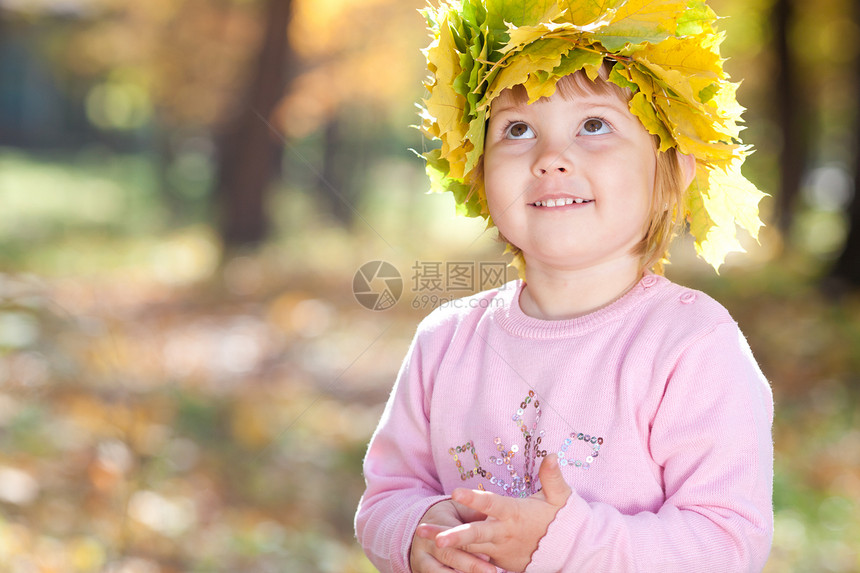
419, 0, 766, 271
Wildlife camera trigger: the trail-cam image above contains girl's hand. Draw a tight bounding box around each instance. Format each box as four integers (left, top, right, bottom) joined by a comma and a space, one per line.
410, 498, 495, 573
431, 455, 571, 573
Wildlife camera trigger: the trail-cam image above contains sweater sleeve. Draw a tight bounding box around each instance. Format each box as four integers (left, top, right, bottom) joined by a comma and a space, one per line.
526, 322, 774, 573
354, 328, 449, 573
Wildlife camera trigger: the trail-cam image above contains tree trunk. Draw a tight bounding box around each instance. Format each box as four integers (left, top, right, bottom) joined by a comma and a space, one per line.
321, 116, 350, 225
829, 161, 860, 288
319, 113, 369, 226
215, 0, 293, 247
772, 0, 807, 235
827, 0, 860, 289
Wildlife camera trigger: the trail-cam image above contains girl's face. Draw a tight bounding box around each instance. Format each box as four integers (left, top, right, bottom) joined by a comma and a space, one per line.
484, 78, 657, 274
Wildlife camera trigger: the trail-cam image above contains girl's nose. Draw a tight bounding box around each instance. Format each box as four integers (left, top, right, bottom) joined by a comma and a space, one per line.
531, 139, 574, 177
536, 164, 568, 175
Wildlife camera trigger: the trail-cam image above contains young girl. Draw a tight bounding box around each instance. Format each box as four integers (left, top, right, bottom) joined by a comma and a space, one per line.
356, 2, 774, 572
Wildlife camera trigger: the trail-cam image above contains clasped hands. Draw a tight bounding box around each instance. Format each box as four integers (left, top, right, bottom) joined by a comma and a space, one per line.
410, 455, 571, 573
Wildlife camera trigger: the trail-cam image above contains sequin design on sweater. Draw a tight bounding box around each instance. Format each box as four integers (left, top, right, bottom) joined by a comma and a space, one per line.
448, 391, 605, 497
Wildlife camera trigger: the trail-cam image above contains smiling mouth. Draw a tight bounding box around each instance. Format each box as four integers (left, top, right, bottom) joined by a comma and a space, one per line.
531, 198, 593, 208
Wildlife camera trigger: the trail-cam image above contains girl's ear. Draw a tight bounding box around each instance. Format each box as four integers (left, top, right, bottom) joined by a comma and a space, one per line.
678, 152, 696, 189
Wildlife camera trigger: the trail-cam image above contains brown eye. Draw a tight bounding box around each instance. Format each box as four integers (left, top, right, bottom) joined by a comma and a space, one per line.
581, 118, 610, 135
506, 122, 534, 139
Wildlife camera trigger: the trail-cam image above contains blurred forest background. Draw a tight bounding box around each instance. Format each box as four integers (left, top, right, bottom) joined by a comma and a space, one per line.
0, 0, 858, 571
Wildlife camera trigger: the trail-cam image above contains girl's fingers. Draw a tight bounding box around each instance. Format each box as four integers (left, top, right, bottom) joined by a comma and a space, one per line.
413, 552, 457, 573
413, 547, 496, 573
452, 488, 513, 520
435, 519, 500, 550
452, 498, 489, 522
423, 545, 496, 573
416, 523, 449, 539
536, 454, 572, 506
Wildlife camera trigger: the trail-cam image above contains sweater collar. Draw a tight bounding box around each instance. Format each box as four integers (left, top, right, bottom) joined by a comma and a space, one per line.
494, 274, 667, 339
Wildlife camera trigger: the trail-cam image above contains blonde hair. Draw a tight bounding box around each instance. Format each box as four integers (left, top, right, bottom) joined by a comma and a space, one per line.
482, 68, 688, 275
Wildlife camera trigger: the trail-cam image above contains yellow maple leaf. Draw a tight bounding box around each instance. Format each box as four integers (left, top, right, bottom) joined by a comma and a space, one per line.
464, 110, 487, 173
685, 167, 737, 269
503, 23, 554, 55
595, 0, 689, 51
706, 161, 768, 241
685, 166, 713, 231
697, 222, 746, 270
660, 97, 731, 152
626, 63, 659, 99
629, 91, 675, 150
484, 39, 572, 104
424, 16, 468, 162
633, 35, 723, 104
685, 162, 766, 270
558, 0, 625, 28
707, 79, 745, 136
523, 74, 562, 101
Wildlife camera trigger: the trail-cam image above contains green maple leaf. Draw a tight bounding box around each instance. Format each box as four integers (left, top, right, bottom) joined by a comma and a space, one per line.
607, 60, 640, 92
486, 0, 561, 27
423, 148, 486, 218
675, 0, 717, 36
553, 47, 605, 76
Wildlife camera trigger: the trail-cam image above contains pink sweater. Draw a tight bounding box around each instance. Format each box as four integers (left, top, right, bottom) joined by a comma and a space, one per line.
355, 275, 774, 572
